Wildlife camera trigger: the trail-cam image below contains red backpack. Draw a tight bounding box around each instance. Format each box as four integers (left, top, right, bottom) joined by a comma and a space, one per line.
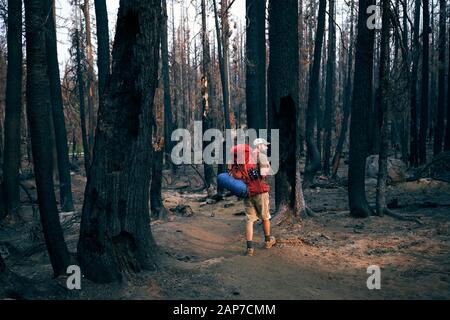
228, 144, 269, 197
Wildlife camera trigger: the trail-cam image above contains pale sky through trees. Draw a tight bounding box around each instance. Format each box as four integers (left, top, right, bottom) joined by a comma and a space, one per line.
54, 0, 246, 75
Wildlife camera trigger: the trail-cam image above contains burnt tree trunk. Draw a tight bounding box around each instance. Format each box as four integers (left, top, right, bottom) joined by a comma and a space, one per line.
83, 0, 97, 157
94, 0, 110, 100
409, 0, 421, 166
376, 0, 391, 216
3, 0, 23, 218
348, 0, 375, 218
201, 0, 216, 191
419, 0, 430, 165
445, 19, 450, 151
213, 0, 231, 177
246, 0, 266, 131
268, 0, 307, 221
433, 0, 446, 154
322, 0, 336, 176
332, 0, 354, 178
45, 0, 74, 212
24, 0, 71, 276
303, 0, 326, 187
78, 0, 161, 283
161, 0, 174, 170
74, 28, 91, 174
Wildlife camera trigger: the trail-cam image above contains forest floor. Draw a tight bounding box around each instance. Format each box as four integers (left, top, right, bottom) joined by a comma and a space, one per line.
1, 162, 450, 300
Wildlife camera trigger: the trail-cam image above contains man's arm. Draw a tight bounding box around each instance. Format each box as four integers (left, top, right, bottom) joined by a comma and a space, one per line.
258, 152, 273, 177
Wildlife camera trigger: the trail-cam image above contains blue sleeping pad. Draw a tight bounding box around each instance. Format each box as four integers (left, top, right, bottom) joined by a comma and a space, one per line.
217, 173, 248, 198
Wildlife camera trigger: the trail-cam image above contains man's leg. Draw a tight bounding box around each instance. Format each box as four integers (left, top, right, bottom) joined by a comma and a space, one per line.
262, 219, 271, 240
259, 193, 275, 248
244, 197, 257, 256
246, 221, 254, 243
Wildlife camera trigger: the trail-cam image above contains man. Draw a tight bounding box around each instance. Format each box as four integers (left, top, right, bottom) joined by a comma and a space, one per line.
243, 138, 276, 256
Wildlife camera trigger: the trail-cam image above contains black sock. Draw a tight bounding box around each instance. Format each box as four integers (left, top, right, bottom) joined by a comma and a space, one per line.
265, 235, 271, 242
247, 241, 253, 249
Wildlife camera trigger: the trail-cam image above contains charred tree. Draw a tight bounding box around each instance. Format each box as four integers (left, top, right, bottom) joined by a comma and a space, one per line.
445, 19, 450, 151
376, 0, 391, 216
24, 0, 71, 276
433, 0, 446, 154
161, 0, 174, 170
409, 0, 421, 167
303, 0, 326, 187
94, 0, 110, 99
83, 0, 97, 156
322, 0, 336, 176
268, 0, 307, 222
332, 0, 354, 178
246, 0, 266, 131
213, 0, 231, 177
74, 27, 91, 174
348, 0, 376, 218
201, 0, 217, 191
45, 0, 74, 212
419, 0, 430, 165
3, 0, 23, 218
78, 0, 161, 283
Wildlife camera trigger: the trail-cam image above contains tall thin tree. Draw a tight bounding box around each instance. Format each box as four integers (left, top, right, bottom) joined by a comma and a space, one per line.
45, 0, 74, 212
419, 0, 430, 165
3, 0, 23, 218
94, 0, 110, 100
322, 0, 336, 176
201, 0, 217, 191
409, 0, 421, 166
332, 0, 355, 178
348, 0, 376, 218
246, 0, 266, 131
304, 0, 326, 186
433, 0, 446, 154
445, 17, 450, 151
24, 0, 71, 276
161, 0, 174, 170
376, 0, 391, 216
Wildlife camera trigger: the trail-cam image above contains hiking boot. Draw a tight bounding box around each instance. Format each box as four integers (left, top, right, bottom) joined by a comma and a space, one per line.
245, 248, 254, 256
264, 236, 276, 249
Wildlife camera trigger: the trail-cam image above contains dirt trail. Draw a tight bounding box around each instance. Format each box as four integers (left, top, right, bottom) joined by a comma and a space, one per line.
149, 180, 450, 300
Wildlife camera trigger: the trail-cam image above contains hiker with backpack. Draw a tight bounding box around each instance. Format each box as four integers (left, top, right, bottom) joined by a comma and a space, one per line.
225, 138, 276, 256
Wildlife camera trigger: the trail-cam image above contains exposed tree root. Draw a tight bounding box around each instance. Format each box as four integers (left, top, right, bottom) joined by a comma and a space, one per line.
381, 208, 423, 225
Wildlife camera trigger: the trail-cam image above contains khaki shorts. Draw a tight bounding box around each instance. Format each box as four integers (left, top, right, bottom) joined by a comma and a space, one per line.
244, 192, 271, 223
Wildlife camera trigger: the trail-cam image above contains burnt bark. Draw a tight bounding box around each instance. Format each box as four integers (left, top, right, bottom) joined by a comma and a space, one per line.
161, 0, 174, 170
201, 0, 216, 190
433, 0, 446, 155
94, 0, 110, 100
304, 0, 326, 187
74, 28, 91, 174
83, 0, 97, 157
24, 0, 71, 276
246, 0, 266, 131
409, 0, 421, 167
213, 0, 231, 177
376, 0, 391, 216
348, 0, 376, 218
268, 0, 307, 221
332, 0, 354, 178
78, 0, 161, 283
3, 0, 23, 218
445, 19, 450, 151
419, 0, 430, 165
322, 0, 336, 176
45, 0, 74, 212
